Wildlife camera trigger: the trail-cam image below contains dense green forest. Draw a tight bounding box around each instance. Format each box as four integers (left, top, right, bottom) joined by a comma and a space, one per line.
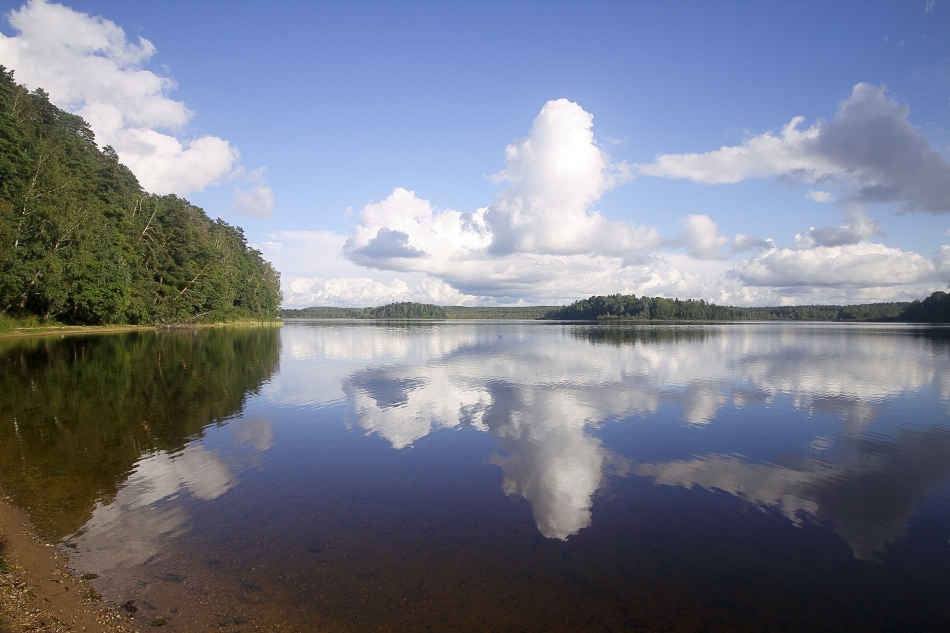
282, 301, 447, 319
900, 291, 950, 323
362, 302, 446, 318
543, 292, 950, 322
0, 67, 280, 325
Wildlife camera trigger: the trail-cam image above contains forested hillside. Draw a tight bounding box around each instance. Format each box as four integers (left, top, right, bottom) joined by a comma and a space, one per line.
0, 67, 280, 325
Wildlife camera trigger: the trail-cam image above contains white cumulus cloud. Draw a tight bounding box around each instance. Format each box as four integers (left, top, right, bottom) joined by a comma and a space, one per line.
344, 100, 659, 277
640, 83, 950, 213
679, 214, 730, 259
0, 0, 238, 194
737, 242, 937, 288
263, 93, 944, 308
485, 98, 657, 255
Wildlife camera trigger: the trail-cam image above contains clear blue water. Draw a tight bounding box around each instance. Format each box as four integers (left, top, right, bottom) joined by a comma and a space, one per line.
3, 321, 950, 632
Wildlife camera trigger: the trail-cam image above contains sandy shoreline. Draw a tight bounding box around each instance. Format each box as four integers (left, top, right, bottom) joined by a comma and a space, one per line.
0, 492, 135, 633
0, 321, 282, 340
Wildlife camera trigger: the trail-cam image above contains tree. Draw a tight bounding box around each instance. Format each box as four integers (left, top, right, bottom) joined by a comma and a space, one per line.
0, 69, 281, 324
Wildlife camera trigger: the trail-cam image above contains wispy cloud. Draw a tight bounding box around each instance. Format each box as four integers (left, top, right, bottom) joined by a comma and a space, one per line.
232, 185, 275, 218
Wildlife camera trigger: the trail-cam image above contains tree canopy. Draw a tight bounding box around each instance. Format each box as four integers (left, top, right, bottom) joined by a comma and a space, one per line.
0, 67, 280, 324
901, 291, 950, 323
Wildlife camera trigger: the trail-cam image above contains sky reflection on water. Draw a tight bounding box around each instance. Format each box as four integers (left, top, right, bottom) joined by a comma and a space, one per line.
4, 322, 950, 632
263, 322, 950, 550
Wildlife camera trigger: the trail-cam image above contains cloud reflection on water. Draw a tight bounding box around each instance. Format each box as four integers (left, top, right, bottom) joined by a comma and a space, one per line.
639, 427, 950, 559
267, 323, 950, 550
71, 417, 276, 574
72, 444, 234, 570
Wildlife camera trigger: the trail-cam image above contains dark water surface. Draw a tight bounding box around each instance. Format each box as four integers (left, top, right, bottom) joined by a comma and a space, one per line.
3, 321, 950, 632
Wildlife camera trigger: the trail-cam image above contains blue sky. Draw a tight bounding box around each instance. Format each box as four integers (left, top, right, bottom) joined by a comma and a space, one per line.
2, 0, 949, 306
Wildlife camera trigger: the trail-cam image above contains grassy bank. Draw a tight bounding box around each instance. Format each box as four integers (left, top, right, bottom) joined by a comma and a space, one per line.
0, 314, 60, 333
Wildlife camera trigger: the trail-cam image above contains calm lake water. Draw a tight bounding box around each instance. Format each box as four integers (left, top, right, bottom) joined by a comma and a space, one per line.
3, 321, 950, 632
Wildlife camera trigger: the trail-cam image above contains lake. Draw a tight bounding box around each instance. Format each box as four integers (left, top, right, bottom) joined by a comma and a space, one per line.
2, 321, 950, 632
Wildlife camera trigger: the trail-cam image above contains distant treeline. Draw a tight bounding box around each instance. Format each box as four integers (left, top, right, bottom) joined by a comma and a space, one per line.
283, 302, 447, 319
444, 305, 556, 319
282, 303, 557, 320
543, 292, 950, 323
0, 67, 281, 325
282, 293, 950, 323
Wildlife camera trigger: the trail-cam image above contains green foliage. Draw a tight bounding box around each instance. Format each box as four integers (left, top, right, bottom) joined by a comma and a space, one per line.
545, 294, 745, 320
0, 67, 280, 325
901, 291, 950, 323
362, 302, 446, 318
283, 302, 446, 319
544, 292, 949, 322
443, 305, 556, 319
0, 312, 53, 332
281, 293, 950, 323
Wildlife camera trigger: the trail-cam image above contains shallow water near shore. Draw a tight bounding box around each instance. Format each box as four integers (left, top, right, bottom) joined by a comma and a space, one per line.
2, 321, 950, 632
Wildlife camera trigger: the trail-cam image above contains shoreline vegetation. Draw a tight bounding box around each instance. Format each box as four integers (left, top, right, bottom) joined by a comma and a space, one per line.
281, 291, 950, 323
541, 291, 950, 322
0, 68, 281, 329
